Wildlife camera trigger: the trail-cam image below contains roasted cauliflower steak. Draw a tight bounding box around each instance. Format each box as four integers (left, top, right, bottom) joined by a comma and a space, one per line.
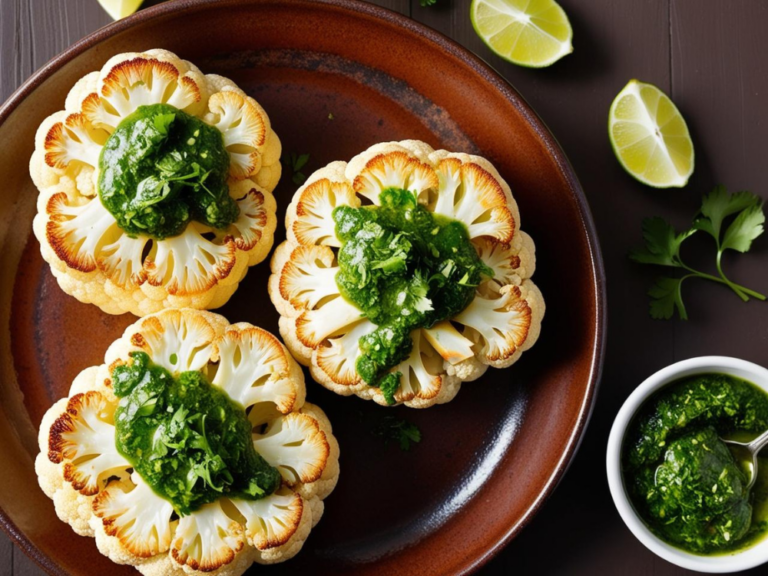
30, 49, 281, 316
36, 309, 339, 576
269, 140, 544, 408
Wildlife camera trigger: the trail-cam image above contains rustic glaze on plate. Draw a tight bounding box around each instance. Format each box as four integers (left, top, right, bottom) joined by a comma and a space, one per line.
0, 0, 605, 574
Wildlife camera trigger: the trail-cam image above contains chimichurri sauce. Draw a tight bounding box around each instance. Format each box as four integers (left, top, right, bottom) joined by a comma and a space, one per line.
623, 374, 768, 554
98, 103, 238, 239
333, 188, 492, 404
112, 351, 280, 516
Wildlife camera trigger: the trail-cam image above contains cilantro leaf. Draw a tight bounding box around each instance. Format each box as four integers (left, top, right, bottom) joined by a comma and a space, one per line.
397, 423, 421, 450
372, 253, 408, 274
293, 153, 310, 171
155, 150, 184, 174
153, 112, 176, 136
134, 175, 173, 209
694, 186, 760, 241
408, 271, 434, 313
282, 152, 311, 187
629, 217, 694, 267
372, 415, 422, 451
648, 276, 688, 320
244, 480, 265, 497
721, 204, 765, 253
420, 0, 438, 6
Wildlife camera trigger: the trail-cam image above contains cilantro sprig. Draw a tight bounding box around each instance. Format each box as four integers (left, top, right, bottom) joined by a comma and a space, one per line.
630, 186, 766, 320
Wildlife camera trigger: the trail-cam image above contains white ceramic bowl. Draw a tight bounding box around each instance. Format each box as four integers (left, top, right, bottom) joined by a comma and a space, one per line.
607, 356, 768, 573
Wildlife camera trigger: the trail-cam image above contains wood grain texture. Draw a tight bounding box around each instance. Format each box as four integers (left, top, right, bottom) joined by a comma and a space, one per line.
0, 535, 11, 576
1, 0, 768, 574
12, 548, 42, 576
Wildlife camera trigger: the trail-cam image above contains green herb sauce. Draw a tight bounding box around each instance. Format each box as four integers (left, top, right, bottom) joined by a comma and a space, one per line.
333, 188, 492, 404
623, 374, 768, 554
98, 103, 238, 239
112, 351, 280, 516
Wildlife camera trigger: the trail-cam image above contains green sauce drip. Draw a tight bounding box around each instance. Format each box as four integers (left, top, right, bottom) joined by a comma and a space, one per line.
624, 374, 768, 554
112, 351, 280, 516
333, 188, 492, 404
98, 103, 238, 239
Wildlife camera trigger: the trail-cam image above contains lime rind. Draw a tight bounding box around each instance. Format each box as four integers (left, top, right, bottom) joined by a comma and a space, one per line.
470, 0, 574, 68
608, 79, 695, 189
97, 0, 143, 20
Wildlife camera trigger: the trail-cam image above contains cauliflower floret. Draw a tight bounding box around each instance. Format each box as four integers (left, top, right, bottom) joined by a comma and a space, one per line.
294, 404, 341, 503
269, 140, 544, 408
253, 413, 330, 490
47, 391, 129, 495
35, 309, 340, 576
53, 481, 102, 537
35, 390, 121, 536
30, 49, 281, 316
253, 496, 314, 565
455, 282, 545, 368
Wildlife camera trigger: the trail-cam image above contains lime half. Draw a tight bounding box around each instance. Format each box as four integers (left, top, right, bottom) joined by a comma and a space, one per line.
97, 0, 143, 20
470, 0, 573, 68
609, 80, 695, 188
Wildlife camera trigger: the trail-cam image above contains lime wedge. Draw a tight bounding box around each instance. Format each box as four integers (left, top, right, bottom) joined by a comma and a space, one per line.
97, 0, 143, 20
470, 0, 573, 68
609, 80, 695, 188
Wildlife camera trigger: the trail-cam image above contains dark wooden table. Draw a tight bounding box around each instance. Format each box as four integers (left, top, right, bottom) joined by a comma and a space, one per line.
3, 0, 768, 574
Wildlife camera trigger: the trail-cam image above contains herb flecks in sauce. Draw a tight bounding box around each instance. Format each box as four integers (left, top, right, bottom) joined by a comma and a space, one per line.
99, 103, 238, 239
624, 374, 768, 554
333, 188, 491, 404
644, 427, 752, 550
112, 351, 280, 516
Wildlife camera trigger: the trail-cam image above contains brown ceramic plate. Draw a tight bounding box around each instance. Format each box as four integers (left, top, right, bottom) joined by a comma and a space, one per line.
0, 0, 605, 574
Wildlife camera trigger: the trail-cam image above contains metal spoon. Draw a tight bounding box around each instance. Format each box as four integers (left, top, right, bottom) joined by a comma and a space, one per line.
722, 428, 768, 491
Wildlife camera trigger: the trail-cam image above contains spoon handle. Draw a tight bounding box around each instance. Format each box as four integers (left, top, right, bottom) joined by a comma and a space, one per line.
748, 427, 768, 455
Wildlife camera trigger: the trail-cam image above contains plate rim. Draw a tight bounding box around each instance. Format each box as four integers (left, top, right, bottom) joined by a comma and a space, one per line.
0, 0, 607, 574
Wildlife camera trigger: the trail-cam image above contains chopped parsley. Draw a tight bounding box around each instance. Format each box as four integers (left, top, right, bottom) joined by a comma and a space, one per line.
645, 427, 752, 551
112, 352, 280, 515
99, 103, 237, 239
333, 188, 492, 403
372, 415, 422, 451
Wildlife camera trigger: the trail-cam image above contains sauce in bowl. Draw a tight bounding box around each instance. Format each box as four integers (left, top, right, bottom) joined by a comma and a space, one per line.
623, 373, 768, 555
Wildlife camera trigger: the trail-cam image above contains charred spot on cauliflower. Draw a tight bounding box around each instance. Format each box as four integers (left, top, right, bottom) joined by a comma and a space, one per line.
30, 49, 281, 316
269, 140, 545, 408
35, 309, 340, 576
